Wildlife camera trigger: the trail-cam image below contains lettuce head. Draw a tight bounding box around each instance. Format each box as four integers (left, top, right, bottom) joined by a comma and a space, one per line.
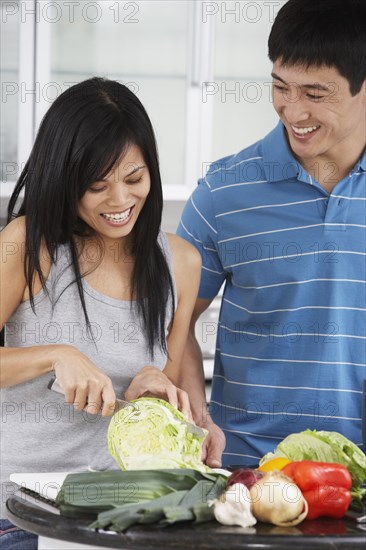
260, 429, 366, 500
108, 397, 209, 471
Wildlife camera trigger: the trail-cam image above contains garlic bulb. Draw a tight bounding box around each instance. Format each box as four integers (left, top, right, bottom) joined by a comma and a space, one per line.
212, 482, 257, 528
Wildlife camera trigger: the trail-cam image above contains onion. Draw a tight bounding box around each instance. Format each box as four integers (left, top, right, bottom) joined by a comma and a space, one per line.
249, 471, 308, 526
227, 468, 264, 490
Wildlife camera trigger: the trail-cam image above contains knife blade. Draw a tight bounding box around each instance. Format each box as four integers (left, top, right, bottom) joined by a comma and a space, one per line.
47, 376, 138, 413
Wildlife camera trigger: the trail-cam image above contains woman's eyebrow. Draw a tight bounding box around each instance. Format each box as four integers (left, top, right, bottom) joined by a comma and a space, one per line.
99, 165, 146, 183
125, 164, 146, 177
271, 72, 330, 92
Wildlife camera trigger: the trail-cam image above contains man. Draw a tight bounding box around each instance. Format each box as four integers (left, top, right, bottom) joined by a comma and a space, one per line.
177, 0, 366, 468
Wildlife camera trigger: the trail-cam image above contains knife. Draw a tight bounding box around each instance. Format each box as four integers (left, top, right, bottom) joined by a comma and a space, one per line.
47, 376, 207, 437
47, 376, 139, 413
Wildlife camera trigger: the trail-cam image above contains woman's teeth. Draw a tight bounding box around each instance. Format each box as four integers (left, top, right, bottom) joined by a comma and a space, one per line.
101, 208, 131, 222
291, 125, 319, 135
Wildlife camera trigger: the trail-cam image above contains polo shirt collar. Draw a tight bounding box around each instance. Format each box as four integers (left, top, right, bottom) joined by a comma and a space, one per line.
356, 148, 366, 172
261, 121, 299, 182
262, 122, 366, 183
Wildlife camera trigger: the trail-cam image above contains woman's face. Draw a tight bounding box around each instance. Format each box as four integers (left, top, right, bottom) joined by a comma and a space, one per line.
78, 144, 151, 245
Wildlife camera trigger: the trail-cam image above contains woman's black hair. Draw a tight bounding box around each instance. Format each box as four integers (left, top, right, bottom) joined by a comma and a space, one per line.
268, 0, 366, 96
7, 77, 175, 357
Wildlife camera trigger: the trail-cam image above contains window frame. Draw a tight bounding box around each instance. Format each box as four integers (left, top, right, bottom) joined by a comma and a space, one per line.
1, 0, 217, 203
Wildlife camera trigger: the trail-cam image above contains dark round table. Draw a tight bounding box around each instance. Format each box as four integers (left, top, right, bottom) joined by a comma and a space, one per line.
7, 495, 366, 550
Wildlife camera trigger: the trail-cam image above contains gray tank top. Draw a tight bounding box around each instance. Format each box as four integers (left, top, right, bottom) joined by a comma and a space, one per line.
0, 232, 176, 517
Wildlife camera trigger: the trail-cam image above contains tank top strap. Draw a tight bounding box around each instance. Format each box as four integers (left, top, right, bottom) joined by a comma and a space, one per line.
158, 231, 178, 309
46, 243, 76, 305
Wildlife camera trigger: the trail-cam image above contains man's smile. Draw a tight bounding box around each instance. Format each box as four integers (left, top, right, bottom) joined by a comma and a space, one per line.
291, 124, 320, 136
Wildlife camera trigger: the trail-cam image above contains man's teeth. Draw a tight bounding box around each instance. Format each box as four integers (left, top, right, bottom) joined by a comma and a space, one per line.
101, 208, 131, 222
292, 125, 319, 135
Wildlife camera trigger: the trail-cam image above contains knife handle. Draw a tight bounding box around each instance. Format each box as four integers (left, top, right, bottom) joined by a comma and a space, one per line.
48, 375, 62, 394
47, 375, 138, 413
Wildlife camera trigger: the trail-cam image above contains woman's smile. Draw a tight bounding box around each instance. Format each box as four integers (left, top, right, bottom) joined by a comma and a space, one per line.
100, 206, 135, 226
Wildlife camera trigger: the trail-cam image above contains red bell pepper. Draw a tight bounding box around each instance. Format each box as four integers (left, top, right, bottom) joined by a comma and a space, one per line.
282, 461, 352, 520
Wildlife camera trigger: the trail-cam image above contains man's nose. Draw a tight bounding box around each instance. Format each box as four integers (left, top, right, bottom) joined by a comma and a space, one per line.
283, 93, 310, 124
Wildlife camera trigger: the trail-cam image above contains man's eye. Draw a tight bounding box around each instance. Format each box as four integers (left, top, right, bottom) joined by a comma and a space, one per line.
273, 84, 286, 92
307, 93, 324, 101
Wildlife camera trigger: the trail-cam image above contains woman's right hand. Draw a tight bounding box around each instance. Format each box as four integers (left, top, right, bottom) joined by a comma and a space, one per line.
50, 345, 116, 416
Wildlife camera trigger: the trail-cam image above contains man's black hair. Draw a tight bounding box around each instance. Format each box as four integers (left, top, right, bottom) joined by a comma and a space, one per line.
268, 0, 366, 95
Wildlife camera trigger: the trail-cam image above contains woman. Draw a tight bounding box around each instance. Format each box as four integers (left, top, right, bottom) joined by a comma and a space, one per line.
0, 77, 201, 548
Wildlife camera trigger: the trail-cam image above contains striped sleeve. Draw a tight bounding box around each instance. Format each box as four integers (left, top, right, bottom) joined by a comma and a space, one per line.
177, 179, 226, 298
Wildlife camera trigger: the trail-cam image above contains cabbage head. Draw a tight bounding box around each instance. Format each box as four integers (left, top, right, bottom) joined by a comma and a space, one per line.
108, 397, 209, 471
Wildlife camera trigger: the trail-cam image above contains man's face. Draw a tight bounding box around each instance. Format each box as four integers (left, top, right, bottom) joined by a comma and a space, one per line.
271, 60, 366, 169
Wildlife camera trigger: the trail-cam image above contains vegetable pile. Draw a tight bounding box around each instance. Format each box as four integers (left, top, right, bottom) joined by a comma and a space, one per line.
56, 460, 357, 532
260, 429, 366, 500
56, 417, 365, 533
108, 397, 209, 471
217, 468, 308, 528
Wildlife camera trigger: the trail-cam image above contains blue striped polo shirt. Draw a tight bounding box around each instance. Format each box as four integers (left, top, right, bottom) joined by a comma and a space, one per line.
177, 121, 366, 465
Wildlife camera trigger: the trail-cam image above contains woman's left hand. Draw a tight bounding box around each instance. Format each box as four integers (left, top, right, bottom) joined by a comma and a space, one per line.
125, 366, 193, 420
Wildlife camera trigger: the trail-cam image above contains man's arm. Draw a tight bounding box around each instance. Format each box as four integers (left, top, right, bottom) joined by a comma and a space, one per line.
178, 297, 226, 467
176, 173, 227, 465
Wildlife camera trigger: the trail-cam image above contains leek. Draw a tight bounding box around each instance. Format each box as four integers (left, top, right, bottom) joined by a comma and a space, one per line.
90, 476, 226, 532
56, 469, 227, 532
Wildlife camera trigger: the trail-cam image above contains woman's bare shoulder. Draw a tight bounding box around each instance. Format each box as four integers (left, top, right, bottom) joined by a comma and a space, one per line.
1, 217, 28, 326
165, 233, 202, 269
1, 216, 52, 300
1, 215, 49, 263
1, 215, 26, 242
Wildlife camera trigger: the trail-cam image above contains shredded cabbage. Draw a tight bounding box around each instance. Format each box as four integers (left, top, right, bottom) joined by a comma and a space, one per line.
108, 397, 209, 471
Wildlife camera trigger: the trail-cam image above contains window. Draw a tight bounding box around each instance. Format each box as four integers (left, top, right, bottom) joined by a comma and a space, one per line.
44, 1, 189, 191
211, 2, 279, 160
1, 0, 20, 181
1, 0, 281, 208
